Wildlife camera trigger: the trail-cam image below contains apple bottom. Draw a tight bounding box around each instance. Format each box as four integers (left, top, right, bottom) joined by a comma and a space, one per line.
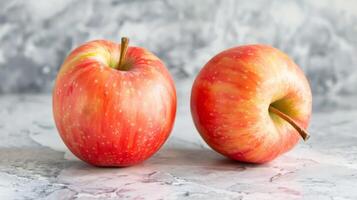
56, 105, 174, 167
54, 92, 175, 167
194, 104, 305, 164
66, 140, 167, 167
191, 88, 310, 163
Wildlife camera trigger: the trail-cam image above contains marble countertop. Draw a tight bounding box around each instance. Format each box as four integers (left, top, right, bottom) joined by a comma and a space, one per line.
1, 94, 357, 200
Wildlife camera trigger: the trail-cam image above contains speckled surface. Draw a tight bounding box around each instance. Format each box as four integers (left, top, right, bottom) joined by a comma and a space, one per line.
1, 93, 357, 200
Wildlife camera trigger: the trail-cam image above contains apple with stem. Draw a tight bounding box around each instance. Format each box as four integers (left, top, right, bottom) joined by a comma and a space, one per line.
191, 44, 312, 163
53, 37, 176, 167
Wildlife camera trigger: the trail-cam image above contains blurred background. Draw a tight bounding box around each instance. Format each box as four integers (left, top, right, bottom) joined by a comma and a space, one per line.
0, 0, 356, 108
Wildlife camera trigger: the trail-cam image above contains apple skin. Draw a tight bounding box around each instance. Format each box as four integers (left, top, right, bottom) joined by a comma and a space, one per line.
53, 40, 176, 167
191, 45, 312, 163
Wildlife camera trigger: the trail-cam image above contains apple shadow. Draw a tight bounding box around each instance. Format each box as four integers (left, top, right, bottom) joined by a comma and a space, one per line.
147, 147, 268, 170
0, 145, 271, 178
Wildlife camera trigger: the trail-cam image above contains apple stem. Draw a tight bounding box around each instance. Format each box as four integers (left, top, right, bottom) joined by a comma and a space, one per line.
118, 37, 129, 70
269, 106, 310, 141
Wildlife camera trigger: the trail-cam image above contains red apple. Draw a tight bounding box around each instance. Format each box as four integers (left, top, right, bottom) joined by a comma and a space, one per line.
53, 38, 176, 166
191, 45, 312, 163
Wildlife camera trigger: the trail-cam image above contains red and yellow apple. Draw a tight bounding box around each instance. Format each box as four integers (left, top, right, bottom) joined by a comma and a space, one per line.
191, 45, 312, 163
53, 38, 176, 166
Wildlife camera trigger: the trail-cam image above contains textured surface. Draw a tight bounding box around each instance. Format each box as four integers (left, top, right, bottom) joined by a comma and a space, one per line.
1, 94, 357, 199
0, 0, 357, 97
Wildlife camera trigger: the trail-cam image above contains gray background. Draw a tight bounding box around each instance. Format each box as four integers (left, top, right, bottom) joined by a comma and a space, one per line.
0, 0, 356, 100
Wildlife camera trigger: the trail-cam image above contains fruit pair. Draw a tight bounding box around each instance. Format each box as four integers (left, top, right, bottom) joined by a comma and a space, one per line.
53, 37, 311, 167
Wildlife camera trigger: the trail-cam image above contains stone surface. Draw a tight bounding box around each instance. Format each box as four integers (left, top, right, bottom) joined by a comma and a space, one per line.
0, 94, 356, 200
